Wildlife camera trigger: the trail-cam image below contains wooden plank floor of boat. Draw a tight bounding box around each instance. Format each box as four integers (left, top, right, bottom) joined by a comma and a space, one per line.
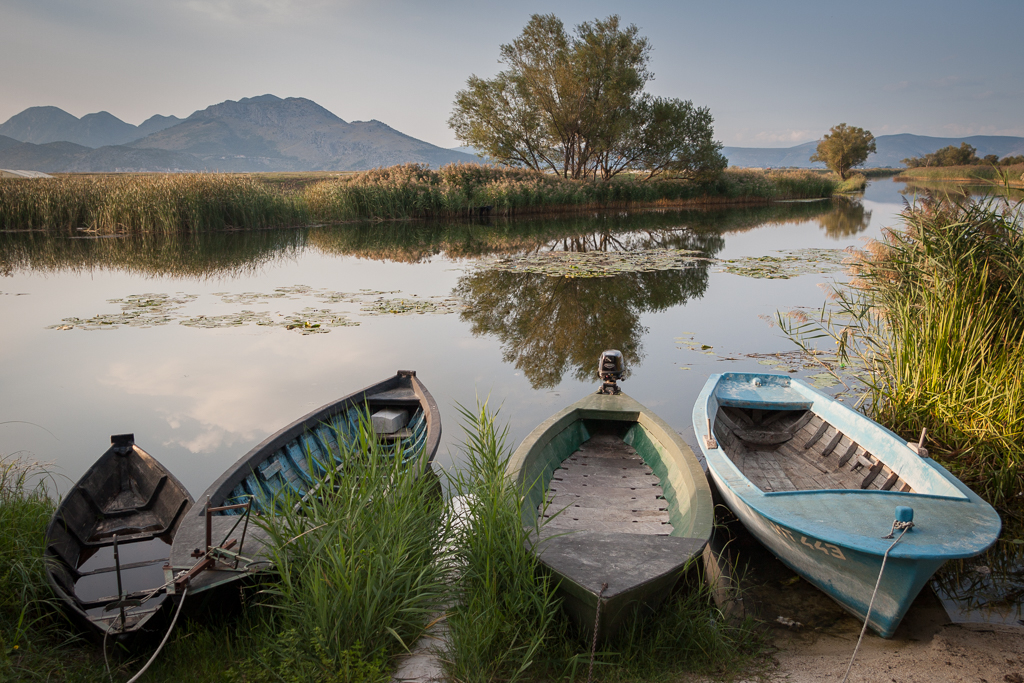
715, 408, 915, 494
541, 433, 672, 535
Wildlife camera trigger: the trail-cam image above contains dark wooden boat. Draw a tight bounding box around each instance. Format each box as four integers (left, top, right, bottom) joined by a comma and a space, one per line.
508, 388, 714, 640
168, 370, 441, 594
44, 434, 194, 637
693, 372, 1001, 637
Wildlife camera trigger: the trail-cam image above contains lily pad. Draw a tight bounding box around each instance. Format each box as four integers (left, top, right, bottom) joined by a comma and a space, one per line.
479, 248, 710, 278
715, 248, 853, 279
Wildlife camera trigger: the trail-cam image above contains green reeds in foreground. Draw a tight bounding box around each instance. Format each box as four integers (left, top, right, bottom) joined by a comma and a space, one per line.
0, 455, 62, 677
443, 402, 562, 683
250, 419, 450, 679
782, 191, 1024, 507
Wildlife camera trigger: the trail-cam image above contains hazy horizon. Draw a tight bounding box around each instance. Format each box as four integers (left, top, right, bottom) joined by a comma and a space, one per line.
3, 0, 1022, 150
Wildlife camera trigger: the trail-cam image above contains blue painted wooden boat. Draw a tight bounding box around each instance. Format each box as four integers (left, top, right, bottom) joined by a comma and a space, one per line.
692, 372, 1001, 637
168, 370, 440, 594
509, 389, 713, 640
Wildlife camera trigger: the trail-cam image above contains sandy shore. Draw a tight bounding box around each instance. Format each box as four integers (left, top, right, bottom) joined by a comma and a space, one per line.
759, 620, 1023, 682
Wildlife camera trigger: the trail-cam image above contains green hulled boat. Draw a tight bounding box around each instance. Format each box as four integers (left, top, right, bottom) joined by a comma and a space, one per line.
508, 354, 713, 639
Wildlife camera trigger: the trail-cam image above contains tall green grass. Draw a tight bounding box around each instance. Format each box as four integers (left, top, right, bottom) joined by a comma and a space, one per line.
784, 192, 1024, 507
251, 417, 450, 676
443, 403, 563, 683
0, 455, 63, 678
0, 175, 310, 233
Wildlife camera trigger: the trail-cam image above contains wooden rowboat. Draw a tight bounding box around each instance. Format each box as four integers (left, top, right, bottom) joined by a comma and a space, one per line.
693, 372, 1001, 637
508, 389, 714, 640
44, 434, 194, 637
167, 370, 441, 594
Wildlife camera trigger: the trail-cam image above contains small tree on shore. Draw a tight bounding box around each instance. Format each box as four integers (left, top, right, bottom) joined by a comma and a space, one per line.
810, 124, 876, 180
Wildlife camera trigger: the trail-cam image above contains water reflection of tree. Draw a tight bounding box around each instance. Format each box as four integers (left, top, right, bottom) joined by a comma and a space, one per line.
816, 197, 872, 237
456, 229, 721, 389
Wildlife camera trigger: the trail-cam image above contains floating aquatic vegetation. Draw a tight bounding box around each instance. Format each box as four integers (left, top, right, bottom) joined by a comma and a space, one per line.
215, 285, 316, 305
49, 286, 453, 333
478, 248, 710, 278
473, 247, 850, 280
180, 310, 274, 329
360, 296, 465, 316
48, 293, 198, 330
714, 248, 852, 280
316, 289, 400, 304
280, 308, 359, 333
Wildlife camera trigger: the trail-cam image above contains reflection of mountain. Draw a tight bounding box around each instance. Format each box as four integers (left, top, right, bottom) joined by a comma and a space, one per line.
455, 230, 722, 389
817, 197, 872, 237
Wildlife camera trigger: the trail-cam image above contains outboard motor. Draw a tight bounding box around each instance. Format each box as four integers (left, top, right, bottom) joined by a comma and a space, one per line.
597, 350, 625, 395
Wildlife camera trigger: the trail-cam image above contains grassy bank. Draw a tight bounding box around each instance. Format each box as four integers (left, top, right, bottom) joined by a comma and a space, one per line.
786, 191, 1024, 509
1, 408, 763, 682
895, 165, 1024, 187
1, 165, 842, 232
304, 165, 839, 222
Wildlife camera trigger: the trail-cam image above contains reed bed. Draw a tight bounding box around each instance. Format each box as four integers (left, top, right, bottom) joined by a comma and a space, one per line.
2, 167, 841, 231
304, 165, 840, 222
785, 192, 1024, 508
0, 174, 309, 233
896, 165, 1024, 186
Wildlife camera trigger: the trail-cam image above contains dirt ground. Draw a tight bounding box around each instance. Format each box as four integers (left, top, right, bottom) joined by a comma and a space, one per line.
759, 619, 1023, 682
707, 519, 1024, 683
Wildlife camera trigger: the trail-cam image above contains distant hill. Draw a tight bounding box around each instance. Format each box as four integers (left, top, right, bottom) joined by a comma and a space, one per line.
0, 136, 206, 173
0, 95, 480, 172
0, 106, 182, 148
724, 134, 1024, 169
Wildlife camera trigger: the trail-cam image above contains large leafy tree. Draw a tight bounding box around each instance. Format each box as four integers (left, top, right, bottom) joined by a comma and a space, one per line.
810, 123, 876, 179
449, 14, 725, 181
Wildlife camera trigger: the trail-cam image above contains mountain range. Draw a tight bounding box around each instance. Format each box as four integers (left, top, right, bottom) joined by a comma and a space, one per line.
0, 95, 479, 173
2, 96, 1022, 173
723, 134, 1024, 169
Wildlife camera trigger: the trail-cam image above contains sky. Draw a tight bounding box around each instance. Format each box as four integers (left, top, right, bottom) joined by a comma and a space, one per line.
2, 0, 1022, 149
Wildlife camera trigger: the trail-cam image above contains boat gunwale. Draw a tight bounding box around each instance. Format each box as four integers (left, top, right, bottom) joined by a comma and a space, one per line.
192, 370, 440, 512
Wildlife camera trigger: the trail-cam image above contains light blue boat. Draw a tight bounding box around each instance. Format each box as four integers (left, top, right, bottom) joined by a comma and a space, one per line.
693, 372, 1001, 637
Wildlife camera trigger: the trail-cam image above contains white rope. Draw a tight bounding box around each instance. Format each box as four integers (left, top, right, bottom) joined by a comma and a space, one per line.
840, 527, 910, 683
102, 585, 189, 683
124, 585, 189, 683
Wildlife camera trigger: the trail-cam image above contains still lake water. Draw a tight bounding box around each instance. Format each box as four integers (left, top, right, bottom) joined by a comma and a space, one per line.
2, 178, 1020, 626
2, 183, 906, 495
